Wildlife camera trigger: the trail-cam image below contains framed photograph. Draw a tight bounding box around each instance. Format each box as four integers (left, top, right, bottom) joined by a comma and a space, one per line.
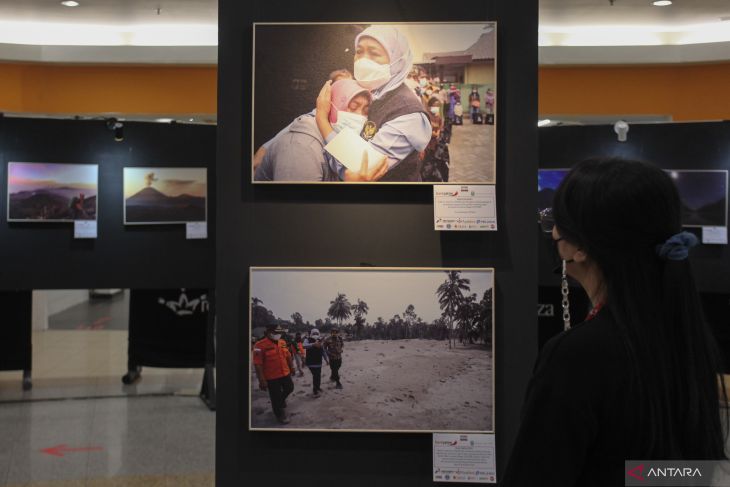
7, 162, 98, 222
537, 168, 569, 213
667, 170, 728, 228
123, 167, 207, 225
249, 267, 495, 433
252, 22, 497, 184
538, 168, 728, 228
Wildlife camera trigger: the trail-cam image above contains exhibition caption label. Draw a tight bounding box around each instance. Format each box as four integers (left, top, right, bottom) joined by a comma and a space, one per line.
433, 185, 497, 232
433, 433, 496, 483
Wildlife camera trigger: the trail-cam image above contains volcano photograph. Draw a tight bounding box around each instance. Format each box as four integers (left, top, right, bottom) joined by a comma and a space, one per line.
7, 162, 98, 222
537, 168, 568, 212
123, 167, 207, 224
667, 170, 728, 228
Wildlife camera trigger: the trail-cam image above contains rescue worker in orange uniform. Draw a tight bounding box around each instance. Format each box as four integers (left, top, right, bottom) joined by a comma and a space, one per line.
253, 324, 295, 424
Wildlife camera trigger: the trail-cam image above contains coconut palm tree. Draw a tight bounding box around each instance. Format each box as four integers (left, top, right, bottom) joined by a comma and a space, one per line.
436, 271, 471, 349
456, 293, 480, 345
403, 304, 417, 339
478, 288, 493, 346
251, 296, 272, 330
327, 293, 352, 331
290, 312, 304, 330
352, 299, 369, 340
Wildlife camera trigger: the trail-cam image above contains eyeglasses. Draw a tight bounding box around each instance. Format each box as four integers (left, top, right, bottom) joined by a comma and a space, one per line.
538, 208, 555, 233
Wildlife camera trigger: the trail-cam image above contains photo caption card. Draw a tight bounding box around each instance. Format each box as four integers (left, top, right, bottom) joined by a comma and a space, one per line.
74, 220, 97, 239
186, 222, 208, 239
433, 433, 496, 483
434, 185, 497, 231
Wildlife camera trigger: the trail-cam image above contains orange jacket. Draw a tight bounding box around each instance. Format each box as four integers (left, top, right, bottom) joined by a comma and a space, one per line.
253, 337, 291, 380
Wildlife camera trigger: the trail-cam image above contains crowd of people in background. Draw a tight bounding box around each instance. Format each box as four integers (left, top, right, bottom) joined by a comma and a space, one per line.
253, 324, 346, 424
403, 69, 495, 182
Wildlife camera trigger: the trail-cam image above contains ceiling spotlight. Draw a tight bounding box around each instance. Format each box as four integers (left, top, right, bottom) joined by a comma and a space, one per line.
614, 120, 629, 142
652, 1, 672, 6
60, 1, 80, 6
106, 118, 124, 142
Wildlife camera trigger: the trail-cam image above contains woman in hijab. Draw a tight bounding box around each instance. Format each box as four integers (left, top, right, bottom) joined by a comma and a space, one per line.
315, 25, 432, 182
255, 79, 382, 182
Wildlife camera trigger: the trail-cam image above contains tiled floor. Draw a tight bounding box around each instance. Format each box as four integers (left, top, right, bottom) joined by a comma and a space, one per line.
0, 325, 214, 486
0, 396, 214, 487
0, 330, 204, 402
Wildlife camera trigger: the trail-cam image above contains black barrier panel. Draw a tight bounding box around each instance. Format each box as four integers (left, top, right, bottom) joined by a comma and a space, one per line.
0, 118, 216, 291
216, 0, 538, 485
538, 122, 730, 294
128, 288, 211, 369
0, 291, 32, 372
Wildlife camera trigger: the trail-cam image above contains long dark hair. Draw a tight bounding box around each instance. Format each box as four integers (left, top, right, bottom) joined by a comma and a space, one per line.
553, 157, 727, 459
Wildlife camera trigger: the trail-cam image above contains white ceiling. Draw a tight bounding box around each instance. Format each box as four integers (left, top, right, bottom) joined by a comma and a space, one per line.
0, 0, 727, 61
0, 0, 217, 25
540, 0, 730, 27
0, 0, 727, 124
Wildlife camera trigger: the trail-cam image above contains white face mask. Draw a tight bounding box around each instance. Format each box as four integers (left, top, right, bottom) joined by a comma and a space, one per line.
271, 334, 281, 341
332, 109, 367, 135
430, 106, 440, 115
354, 57, 392, 90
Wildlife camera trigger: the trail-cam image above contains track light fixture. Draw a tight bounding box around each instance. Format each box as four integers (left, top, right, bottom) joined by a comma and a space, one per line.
614, 120, 629, 142
106, 118, 124, 142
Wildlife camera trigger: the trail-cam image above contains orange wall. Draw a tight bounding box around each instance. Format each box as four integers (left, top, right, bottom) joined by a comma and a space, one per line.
0, 63, 217, 115
1, 61, 728, 121
539, 63, 730, 121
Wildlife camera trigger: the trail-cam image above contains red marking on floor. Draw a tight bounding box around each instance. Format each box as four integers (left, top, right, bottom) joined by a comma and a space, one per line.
91, 316, 112, 330
40, 444, 104, 457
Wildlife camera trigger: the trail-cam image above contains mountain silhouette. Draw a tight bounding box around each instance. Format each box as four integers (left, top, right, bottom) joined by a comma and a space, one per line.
681, 198, 727, 226
9, 190, 96, 220
125, 186, 206, 223
126, 187, 169, 206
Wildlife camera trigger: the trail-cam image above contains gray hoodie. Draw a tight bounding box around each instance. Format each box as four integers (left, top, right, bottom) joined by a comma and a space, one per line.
254, 115, 336, 182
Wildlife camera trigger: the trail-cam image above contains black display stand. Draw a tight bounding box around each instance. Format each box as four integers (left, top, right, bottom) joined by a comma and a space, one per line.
215, 1, 538, 485
0, 118, 217, 394
123, 288, 216, 409
0, 118, 217, 291
0, 291, 33, 390
538, 122, 730, 362
539, 122, 730, 294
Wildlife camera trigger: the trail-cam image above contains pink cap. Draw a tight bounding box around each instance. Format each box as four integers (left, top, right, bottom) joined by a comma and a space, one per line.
329, 79, 371, 124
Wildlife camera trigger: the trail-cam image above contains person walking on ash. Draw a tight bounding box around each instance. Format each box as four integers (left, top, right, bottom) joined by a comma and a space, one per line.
324, 327, 344, 389
253, 324, 295, 424
293, 332, 306, 377
303, 328, 329, 397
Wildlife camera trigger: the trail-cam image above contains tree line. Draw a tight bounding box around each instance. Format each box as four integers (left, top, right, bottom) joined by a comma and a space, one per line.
251, 271, 492, 348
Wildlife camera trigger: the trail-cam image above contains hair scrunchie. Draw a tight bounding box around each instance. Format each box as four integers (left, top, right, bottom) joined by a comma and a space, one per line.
656, 231, 698, 261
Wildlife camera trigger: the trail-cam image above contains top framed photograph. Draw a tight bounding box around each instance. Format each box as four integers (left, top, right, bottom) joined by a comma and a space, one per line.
252, 22, 497, 185
667, 169, 728, 228
7, 162, 98, 222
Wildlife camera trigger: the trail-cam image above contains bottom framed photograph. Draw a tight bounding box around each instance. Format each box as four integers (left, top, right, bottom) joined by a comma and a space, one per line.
249, 267, 494, 433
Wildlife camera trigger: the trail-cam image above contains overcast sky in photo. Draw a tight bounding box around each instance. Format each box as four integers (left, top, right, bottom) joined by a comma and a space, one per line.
251, 268, 493, 324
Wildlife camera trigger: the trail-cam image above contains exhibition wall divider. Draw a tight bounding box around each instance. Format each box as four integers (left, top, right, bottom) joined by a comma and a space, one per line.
0, 118, 216, 390
0, 118, 217, 291
215, 0, 539, 485
538, 122, 730, 294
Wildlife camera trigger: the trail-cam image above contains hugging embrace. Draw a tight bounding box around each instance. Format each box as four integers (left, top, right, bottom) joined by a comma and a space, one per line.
254, 25, 431, 183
